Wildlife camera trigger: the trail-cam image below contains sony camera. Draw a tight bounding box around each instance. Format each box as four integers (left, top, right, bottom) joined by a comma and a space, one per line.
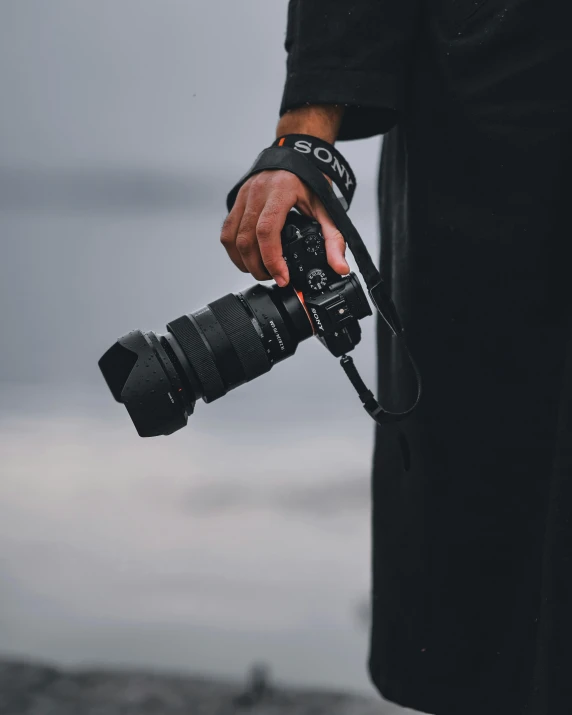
98, 211, 372, 437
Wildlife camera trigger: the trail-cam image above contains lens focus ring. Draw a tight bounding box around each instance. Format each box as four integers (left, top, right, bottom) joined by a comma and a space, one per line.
208, 294, 270, 381
167, 315, 226, 402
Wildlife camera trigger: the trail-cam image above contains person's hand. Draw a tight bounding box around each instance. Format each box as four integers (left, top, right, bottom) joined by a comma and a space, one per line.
220, 169, 350, 287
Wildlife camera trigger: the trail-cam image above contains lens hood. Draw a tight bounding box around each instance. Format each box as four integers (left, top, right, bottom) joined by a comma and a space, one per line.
98, 329, 192, 437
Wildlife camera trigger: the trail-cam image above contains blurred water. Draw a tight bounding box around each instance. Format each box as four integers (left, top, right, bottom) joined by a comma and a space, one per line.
0, 387, 373, 694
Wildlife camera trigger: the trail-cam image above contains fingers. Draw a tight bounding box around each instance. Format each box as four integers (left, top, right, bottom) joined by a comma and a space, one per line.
220, 186, 249, 272
257, 191, 296, 286
235, 184, 271, 281
314, 204, 350, 276
220, 170, 348, 284
220, 171, 301, 283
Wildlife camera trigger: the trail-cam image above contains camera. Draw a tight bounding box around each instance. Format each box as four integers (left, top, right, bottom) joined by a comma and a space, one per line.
98, 211, 372, 437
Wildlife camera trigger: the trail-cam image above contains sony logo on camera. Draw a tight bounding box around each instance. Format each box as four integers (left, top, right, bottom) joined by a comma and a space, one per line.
310, 307, 325, 332
293, 140, 354, 191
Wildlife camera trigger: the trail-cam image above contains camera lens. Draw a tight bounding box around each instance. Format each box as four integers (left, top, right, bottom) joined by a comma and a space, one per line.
98, 284, 314, 437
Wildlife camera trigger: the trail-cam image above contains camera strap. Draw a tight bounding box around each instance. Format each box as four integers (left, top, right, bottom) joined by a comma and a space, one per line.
271, 134, 357, 210
226, 145, 422, 425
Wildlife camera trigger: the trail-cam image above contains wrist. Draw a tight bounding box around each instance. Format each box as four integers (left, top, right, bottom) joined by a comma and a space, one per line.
276, 104, 345, 145
270, 133, 356, 209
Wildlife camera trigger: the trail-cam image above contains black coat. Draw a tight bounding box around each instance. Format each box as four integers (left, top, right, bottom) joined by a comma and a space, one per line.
281, 2, 572, 714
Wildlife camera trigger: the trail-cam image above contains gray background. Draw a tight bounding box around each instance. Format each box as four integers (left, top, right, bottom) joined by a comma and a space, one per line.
0, 2, 420, 713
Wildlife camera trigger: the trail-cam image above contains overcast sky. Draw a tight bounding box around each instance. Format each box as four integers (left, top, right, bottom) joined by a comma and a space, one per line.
0, 3, 416, 711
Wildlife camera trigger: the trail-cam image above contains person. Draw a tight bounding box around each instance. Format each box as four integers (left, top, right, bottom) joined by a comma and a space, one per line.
220, 2, 572, 714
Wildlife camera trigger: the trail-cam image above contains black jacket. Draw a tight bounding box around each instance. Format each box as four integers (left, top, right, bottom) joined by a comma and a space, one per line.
281, 2, 572, 714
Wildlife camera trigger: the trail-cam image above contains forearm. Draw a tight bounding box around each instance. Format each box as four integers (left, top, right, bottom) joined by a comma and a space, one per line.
276, 104, 345, 145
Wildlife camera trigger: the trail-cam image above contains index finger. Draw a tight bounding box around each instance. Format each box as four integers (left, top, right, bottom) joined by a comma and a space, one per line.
220, 184, 249, 272
256, 191, 296, 287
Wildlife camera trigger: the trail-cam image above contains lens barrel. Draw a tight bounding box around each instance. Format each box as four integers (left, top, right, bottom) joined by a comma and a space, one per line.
98, 284, 313, 437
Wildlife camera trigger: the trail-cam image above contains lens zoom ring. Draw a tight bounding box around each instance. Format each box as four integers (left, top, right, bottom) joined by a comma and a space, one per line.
167, 315, 226, 402
208, 294, 271, 381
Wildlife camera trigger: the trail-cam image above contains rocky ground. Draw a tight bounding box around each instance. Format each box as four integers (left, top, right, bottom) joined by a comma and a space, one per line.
0, 659, 386, 715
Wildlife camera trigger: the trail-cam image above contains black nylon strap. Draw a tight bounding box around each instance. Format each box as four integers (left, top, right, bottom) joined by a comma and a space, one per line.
271, 134, 357, 209
227, 146, 398, 332
226, 145, 422, 424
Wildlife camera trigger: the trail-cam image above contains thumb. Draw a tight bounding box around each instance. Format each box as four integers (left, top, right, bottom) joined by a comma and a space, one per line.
314, 205, 350, 276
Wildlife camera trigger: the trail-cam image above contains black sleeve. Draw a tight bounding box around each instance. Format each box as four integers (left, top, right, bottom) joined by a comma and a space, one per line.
279, 0, 421, 140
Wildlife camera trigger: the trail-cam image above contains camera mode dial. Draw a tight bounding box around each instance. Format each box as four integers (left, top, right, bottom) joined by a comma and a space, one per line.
307, 268, 328, 292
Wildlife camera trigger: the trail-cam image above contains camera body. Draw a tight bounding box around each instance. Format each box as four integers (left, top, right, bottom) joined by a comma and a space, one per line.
281, 211, 371, 357
98, 211, 372, 437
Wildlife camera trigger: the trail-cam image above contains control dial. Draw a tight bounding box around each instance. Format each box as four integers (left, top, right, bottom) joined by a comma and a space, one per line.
304, 234, 323, 255
307, 268, 328, 292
